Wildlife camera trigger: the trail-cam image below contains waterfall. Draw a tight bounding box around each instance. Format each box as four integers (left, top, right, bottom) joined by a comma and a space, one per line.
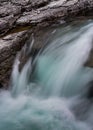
0, 20, 93, 130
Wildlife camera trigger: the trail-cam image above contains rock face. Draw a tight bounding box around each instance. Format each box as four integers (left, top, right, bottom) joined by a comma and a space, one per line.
0, 0, 93, 36
0, 0, 93, 86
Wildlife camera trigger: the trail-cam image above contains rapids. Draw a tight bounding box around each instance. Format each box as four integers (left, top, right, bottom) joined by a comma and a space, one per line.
0, 20, 93, 130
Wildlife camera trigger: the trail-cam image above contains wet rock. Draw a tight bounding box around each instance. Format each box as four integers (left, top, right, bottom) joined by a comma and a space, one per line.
87, 81, 93, 99
0, 83, 3, 89
0, 30, 32, 86
84, 49, 93, 67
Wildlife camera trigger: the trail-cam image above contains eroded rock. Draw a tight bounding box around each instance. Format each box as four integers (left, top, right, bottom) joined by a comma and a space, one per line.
0, 0, 93, 36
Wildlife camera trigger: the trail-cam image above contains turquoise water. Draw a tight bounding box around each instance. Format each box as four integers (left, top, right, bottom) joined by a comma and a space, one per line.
0, 20, 93, 130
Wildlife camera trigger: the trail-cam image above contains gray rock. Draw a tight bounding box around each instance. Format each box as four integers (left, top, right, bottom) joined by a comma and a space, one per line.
0, 0, 93, 35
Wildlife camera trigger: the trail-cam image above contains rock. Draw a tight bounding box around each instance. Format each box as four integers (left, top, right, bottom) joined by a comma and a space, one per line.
0, 19, 8, 34
87, 81, 93, 99
11, 0, 30, 6
84, 49, 93, 67
0, 83, 3, 89
0, 0, 93, 36
0, 29, 32, 86
0, 3, 21, 17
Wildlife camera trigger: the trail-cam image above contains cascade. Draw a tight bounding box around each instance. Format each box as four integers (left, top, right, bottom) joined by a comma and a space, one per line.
0, 20, 93, 130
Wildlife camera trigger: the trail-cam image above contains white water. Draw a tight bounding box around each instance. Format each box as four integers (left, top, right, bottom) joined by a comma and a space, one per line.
0, 21, 93, 130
